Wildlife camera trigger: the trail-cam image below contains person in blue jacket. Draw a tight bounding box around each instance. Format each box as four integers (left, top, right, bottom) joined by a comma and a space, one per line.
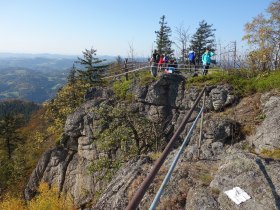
201, 48, 214, 75
188, 49, 196, 72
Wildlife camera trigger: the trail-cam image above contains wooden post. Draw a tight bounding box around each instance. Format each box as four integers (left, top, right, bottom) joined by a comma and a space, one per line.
124, 58, 128, 81
198, 91, 206, 158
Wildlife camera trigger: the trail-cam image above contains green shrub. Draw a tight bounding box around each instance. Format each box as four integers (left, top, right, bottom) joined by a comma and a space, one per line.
137, 70, 156, 86
112, 80, 132, 100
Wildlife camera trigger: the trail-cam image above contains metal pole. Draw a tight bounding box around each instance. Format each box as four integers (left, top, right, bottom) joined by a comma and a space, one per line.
125, 87, 206, 210
149, 108, 204, 210
198, 92, 206, 158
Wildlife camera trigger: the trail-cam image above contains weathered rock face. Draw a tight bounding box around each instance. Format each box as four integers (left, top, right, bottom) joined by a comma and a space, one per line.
185, 187, 219, 210
92, 156, 151, 210
250, 92, 280, 152
210, 150, 280, 210
208, 85, 236, 111
94, 149, 280, 210
89, 93, 280, 210
24, 74, 238, 207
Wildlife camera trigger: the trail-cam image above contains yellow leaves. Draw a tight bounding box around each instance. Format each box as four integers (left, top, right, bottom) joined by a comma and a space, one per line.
33, 131, 46, 144
243, 0, 280, 71
0, 182, 76, 210
28, 183, 74, 210
0, 195, 26, 210
246, 47, 273, 71
44, 81, 89, 141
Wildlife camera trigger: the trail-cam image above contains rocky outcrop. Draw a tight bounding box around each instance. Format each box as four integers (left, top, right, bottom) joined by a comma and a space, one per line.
24, 74, 238, 207
92, 156, 151, 210
93, 149, 280, 210
250, 92, 280, 152
210, 150, 280, 210
208, 85, 236, 111
89, 92, 280, 210
185, 187, 219, 210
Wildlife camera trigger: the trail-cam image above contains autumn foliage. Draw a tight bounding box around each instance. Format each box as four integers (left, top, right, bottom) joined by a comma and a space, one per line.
0, 182, 75, 210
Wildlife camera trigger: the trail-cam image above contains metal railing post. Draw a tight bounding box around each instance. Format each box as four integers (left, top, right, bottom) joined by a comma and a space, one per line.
149, 107, 204, 210
125, 87, 206, 210
198, 91, 206, 158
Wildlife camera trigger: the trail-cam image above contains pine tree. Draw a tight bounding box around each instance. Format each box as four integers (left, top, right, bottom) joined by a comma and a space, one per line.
155, 15, 173, 56
75, 48, 108, 84
190, 20, 216, 65
0, 114, 23, 159
66, 65, 80, 109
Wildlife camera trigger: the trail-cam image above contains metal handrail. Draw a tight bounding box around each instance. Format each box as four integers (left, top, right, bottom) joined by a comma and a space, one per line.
125, 87, 206, 210
149, 107, 204, 209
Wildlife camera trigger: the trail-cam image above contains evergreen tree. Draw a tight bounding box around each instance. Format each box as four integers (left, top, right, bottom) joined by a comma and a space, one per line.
190, 20, 216, 65
75, 48, 108, 84
0, 114, 23, 159
0, 100, 40, 122
155, 15, 173, 56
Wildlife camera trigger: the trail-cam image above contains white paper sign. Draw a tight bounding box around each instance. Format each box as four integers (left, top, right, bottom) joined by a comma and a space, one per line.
224, 187, 251, 205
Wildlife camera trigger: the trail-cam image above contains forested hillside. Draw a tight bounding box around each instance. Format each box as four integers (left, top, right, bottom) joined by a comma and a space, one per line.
0, 68, 67, 103
0, 100, 40, 121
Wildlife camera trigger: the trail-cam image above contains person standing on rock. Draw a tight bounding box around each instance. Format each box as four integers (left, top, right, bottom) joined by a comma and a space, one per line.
150, 49, 160, 77
188, 49, 196, 72
202, 48, 214, 75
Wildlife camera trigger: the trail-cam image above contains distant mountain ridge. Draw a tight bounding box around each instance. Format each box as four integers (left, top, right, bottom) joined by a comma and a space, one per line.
0, 53, 146, 103
0, 53, 116, 72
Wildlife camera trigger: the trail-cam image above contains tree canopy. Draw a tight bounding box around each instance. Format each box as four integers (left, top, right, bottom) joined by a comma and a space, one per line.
155, 15, 174, 56
75, 48, 108, 84
189, 20, 216, 65
243, 0, 280, 71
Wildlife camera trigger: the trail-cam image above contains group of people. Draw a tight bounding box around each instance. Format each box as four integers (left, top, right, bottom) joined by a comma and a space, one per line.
150, 50, 178, 77
188, 48, 214, 75
150, 48, 214, 77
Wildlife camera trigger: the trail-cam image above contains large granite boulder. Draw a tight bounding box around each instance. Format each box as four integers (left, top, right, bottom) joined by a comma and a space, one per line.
250, 92, 280, 152
210, 150, 280, 210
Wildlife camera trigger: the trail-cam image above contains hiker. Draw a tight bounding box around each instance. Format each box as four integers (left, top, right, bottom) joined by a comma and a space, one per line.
163, 54, 169, 67
188, 49, 196, 72
150, 49, 160, 77
202, 48, 214, 75
158, 54, 164, 71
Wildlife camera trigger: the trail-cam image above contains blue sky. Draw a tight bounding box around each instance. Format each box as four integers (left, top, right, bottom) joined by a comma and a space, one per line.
0, 0, 272, 57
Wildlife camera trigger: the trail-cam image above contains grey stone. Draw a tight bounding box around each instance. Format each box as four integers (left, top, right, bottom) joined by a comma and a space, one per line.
210, 152, 280, 210
209, 85, 236, 111
250, 93, 280, 152
92, 157, 151, 210
186, 187, 219, 210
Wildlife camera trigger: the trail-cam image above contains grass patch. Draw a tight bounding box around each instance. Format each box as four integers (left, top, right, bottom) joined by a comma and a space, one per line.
260, 148, 280, 160
253, 71, 280, 92
187, 69, 280, 96
195, 173, 213, 186
135, 70, 156, 86
147, 151, 162, 161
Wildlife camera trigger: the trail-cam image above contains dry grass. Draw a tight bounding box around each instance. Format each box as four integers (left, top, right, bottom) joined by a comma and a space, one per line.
127, 175, 146, 201
260, 149, 280, 160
